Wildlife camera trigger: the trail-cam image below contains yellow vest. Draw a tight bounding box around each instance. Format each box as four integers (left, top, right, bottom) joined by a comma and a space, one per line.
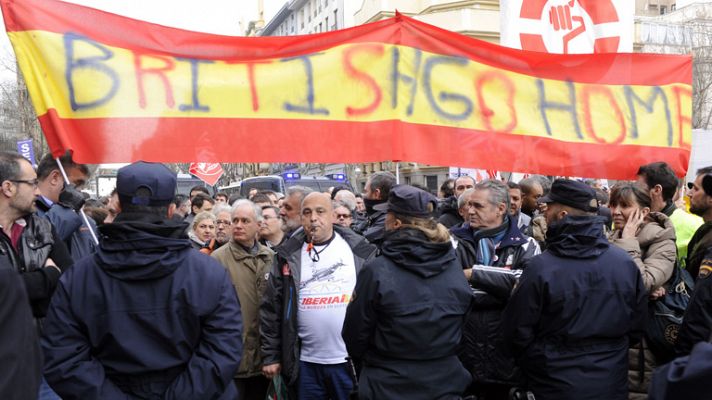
670, 208, 704, 267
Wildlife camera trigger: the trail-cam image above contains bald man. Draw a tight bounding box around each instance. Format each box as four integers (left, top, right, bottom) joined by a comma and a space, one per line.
261, 192, 377, 399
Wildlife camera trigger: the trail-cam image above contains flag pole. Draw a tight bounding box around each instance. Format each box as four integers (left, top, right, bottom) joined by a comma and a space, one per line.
54, 158, 100, 245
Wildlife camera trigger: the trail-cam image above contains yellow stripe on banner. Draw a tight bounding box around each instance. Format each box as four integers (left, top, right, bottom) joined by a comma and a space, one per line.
9, 30, 692, 149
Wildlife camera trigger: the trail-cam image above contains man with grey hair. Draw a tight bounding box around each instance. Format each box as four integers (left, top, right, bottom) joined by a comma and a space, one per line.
334, 189, 365, 228
279, 186, 313, 243
450, 179, 540, 399
212, 199, 274, 400
212, 204, 233, 248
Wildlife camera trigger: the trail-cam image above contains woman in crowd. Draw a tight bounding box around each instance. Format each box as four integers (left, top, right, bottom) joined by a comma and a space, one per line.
608, 182, 677, 400
343, 185, 472, 400
189, 211, 217, 253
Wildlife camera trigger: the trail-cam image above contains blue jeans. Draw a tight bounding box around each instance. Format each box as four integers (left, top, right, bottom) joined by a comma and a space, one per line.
297, 361, 353, 400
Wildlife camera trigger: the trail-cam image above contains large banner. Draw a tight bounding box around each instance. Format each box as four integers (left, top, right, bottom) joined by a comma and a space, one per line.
501, 0, 634, 54
1, 0, 691, 179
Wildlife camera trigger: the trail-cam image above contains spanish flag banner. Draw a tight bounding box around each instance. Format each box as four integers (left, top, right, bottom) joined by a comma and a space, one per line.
1, 0, 692, 179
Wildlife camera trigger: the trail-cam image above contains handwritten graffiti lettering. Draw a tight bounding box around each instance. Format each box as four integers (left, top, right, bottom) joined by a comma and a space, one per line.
176, 58, 213, 112
281, 54, 329, 115
64, 33, 119, 111
422, 56, 473, 122
56, 37, 690, 150
390, 47, 422, 116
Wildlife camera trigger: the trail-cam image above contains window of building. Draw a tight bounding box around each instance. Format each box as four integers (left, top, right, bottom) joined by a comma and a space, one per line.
426, 176, 438, 193
660, 5, 667, 14
333, 9, 338, 30
405, 176, 412, 185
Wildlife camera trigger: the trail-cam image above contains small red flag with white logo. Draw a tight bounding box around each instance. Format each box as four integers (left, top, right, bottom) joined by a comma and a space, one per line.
189, 163, 224, 186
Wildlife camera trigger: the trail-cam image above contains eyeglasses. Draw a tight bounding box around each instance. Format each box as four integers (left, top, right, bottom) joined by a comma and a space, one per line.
335, 213, 352, 219
10, 179, 39, 188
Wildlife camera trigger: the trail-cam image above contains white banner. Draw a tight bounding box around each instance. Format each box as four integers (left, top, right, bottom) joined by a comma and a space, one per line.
500, 0, 634, 53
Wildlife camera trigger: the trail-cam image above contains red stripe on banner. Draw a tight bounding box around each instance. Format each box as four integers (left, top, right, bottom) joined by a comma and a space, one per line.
37, 110, 690, 179
1, 0, 691, 86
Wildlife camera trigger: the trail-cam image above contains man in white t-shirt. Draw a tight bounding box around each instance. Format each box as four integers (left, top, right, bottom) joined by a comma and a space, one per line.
261, 192, 377, 399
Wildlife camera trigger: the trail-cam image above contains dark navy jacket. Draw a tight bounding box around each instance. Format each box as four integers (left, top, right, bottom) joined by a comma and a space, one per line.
36, 197, 97, 261
0, 267, 41, 400
343, 228, 473, 400
41, 212, 243, 400
502, 216, 647, 400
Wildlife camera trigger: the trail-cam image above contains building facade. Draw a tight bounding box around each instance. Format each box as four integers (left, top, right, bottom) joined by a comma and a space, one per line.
259, 0, 361, 37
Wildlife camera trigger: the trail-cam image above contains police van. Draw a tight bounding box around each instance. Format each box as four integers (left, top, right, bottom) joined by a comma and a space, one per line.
234, 173, 353, 197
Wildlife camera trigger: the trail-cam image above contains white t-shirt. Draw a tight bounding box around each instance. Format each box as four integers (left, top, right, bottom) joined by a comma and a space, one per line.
298, 232, 357, 364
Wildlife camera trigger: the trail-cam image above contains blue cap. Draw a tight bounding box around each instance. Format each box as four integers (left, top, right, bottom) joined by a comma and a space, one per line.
117, 161, 176, 206
374, 184, 438, 218
538, 179, 599, 212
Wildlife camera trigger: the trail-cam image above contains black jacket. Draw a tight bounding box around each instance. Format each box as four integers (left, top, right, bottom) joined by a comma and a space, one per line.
0, 266, 41, 400
685, 221, 712, 280
502, 216, 647, 400
41, 213, 243, 400
260, 225, 377, 386
437, 196, 463, 228
342, 228, 473, 399
354, 209, 387, 249
0, 214, 72, 319
676, 249, 712, 355
451, 217, 539, 386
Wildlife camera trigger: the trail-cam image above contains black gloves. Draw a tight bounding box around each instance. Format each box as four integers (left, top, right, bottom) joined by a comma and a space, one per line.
58, 184, 85, 212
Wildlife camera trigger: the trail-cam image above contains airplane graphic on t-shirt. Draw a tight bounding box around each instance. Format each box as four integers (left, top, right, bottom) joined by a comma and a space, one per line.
300, 261, 346, 290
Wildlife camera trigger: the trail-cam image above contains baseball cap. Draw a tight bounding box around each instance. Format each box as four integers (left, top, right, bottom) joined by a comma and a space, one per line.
117, 161, 176, 206
538, 179, 599, 213
374, 184, 438, 218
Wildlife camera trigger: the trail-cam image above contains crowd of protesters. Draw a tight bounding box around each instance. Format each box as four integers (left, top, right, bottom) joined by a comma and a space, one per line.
2, 151, 712, 400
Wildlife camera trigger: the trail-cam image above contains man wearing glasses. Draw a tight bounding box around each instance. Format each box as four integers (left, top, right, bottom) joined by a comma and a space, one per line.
0, 150, 73, 313
259, 205, 285, 250
35, 152, 97, 260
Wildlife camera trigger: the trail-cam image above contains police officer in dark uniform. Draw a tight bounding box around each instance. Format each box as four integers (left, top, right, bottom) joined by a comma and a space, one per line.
342, 185, 473, 400
502, 179, 647, 400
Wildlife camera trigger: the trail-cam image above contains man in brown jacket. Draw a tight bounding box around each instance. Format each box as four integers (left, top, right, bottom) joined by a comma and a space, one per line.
212, 199, 274, 400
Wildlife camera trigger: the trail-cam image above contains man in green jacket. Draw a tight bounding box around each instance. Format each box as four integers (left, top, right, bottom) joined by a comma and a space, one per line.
212, 199, 274, 400
637, 162, 703, 268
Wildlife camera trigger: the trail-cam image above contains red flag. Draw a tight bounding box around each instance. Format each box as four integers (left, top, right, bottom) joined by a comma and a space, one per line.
1, 0, 692, 179
189, 163, 224, 186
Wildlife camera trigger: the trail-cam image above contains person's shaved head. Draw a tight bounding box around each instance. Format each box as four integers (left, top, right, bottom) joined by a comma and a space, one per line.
301, 193, 334, 243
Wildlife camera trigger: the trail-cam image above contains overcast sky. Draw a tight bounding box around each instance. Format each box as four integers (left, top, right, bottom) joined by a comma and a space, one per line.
0, 0, 285, 81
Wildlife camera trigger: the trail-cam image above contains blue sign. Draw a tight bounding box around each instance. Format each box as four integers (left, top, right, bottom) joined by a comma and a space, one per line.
16, 139, 36, 166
